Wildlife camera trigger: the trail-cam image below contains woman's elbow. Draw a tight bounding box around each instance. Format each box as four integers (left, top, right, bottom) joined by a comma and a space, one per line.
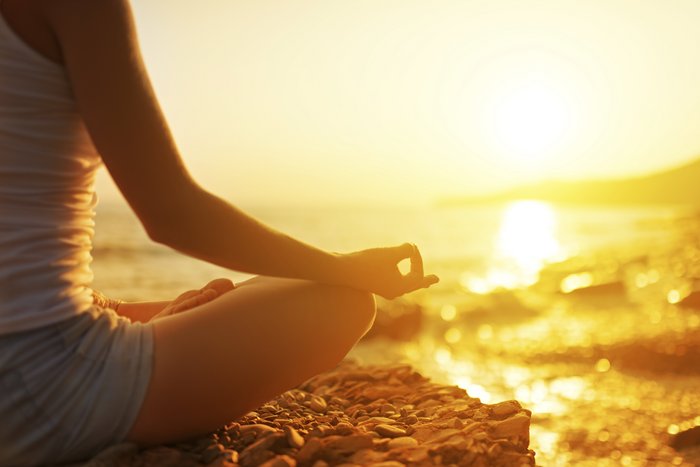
136, 184, 203, 246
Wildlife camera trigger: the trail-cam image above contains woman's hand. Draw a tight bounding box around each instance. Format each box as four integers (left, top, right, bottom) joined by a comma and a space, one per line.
150, 278, 236, 321
337, 243, 439, 299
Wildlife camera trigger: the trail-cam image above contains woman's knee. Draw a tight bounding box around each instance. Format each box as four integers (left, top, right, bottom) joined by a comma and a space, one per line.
232, 276, 375, 345
322, 284, 376, 339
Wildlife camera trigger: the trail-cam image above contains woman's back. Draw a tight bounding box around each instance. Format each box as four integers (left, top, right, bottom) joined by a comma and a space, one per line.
0, 7, 101, 334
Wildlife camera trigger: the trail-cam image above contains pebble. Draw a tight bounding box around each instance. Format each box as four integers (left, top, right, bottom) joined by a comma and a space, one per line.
284, 425, 305, 449
296, 437, 322, 464
388, 436, 419, 449
206, 459, 236, 467
80, 361, 534, 466
374, 424, 408, 438
205, 444, 229, 463
259, 454, 297, 467
491, 413, 530, 439
222, 449, 238, 463
239, 423, 278, 437
491, 400, 521, 417
324, 434, 374, 453
309, 395, 327, 413
404, 415, 419, 425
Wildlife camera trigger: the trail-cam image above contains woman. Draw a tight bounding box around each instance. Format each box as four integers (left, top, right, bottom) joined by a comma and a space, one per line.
0, 0, 439, 464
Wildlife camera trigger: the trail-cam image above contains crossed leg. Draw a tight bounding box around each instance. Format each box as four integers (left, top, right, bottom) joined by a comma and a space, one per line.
124, 276, 376, 445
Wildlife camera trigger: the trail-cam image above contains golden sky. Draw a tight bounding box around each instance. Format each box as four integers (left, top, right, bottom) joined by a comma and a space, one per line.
97, 0, 700, 207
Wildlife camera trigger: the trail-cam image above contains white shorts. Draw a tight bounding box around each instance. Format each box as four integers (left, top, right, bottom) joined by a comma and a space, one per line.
0, 306, 154, 465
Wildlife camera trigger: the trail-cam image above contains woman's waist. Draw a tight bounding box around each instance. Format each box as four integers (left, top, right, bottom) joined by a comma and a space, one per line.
0, 270, 95, 335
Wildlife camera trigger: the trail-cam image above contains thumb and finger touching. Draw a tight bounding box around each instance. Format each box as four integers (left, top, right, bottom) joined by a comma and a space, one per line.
386, 242, 439, 294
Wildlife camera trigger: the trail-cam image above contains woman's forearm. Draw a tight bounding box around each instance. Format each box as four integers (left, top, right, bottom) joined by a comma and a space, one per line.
93, 289, 169, 322
149, 186, 350, 286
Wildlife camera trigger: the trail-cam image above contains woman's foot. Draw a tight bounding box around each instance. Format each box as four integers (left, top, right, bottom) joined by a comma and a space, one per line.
152, 278, 235, 320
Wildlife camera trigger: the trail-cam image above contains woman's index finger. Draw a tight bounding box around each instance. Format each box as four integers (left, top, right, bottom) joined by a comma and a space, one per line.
410, 243, 424, 277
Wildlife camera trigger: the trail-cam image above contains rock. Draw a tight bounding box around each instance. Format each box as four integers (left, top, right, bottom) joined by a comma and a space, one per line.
670, 426, 700, 450
240, 433, 285, 457
387, 436, 419, 449
201, 444, 225, 464
362, 416, 396, 426
679, 290, 700, 309
259, 454, 297, 467
192, 438, 215, 453
403, 415, 418, 425
565, 280, 626, 301
396, 446, 430, 464
323, 434, 374, 454
206, 458, 237, 467
284, 425, 305, 449
374, 424, 407, 438
491, 413, 531, 440
239, 448, 275, 467
309, 396, 327, 413
349, 448, 387, 464
334, 422, 354, 435
425, 428, 463, 445
296, 437, 322, 465
239, 424, 279, 438
222, 449, 238, 463
99, 361, 534, 467
490, 400, 521, 417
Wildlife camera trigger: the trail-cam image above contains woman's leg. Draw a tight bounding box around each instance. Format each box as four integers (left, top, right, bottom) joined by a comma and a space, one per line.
124, 276, 376, 445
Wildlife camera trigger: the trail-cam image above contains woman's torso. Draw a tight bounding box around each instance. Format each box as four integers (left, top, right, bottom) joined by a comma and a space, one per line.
0, 2, 102, 334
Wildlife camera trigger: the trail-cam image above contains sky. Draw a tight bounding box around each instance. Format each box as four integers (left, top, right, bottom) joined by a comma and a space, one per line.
97, 0, 700, 207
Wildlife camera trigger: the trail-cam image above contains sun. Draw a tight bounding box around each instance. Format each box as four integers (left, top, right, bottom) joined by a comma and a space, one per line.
488, 83, 572, 161
444, 50, 587, 172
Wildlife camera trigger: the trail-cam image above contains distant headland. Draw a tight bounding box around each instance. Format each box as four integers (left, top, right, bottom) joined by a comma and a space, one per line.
440, 157, 700, 206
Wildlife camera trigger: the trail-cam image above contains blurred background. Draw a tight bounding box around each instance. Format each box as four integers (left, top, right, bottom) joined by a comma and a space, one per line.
92, 1, 700, 465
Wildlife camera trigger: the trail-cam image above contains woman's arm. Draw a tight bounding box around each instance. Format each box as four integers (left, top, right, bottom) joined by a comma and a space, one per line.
44, 0, 437, 299
112, 301, 169, 323
93, 278, 236, 323
91, 288, 167, 322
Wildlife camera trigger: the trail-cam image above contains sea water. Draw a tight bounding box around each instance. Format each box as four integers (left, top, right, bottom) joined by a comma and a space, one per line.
92, 200, 700, 466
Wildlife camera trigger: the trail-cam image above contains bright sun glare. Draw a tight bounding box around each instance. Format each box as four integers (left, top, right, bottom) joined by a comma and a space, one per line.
489, 84, 572, 160
462, 200, 565, 293
450, 50, 588, 173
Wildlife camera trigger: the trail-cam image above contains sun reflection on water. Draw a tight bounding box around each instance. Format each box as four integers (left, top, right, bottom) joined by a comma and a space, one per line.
462, 200, 565, 293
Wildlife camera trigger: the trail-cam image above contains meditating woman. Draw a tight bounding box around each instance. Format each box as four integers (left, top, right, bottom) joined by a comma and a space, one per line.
0, 0, 439, 464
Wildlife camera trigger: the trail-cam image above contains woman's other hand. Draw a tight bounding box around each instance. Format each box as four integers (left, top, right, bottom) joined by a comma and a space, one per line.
151, 278, 236, 321
338, 243, 439, 299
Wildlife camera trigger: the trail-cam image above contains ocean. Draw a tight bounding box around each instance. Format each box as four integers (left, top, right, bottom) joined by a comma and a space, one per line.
92, 199, 700, 466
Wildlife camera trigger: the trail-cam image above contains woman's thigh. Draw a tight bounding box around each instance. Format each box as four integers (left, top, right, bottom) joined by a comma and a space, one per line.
125, 276, 375, 445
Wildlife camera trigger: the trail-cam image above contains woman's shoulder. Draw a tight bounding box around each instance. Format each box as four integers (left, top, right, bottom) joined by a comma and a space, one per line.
1, 0, 63, 64
2, 0, 133, 65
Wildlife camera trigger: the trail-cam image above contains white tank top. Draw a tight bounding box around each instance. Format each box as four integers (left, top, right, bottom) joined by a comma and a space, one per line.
0, 9, 102, 334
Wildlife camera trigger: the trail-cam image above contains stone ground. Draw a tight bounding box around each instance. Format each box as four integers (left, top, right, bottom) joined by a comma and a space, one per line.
73, 361, 535, 467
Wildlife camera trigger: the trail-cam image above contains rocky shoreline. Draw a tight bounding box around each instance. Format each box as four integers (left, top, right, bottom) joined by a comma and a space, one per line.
76, 361, 535, 467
